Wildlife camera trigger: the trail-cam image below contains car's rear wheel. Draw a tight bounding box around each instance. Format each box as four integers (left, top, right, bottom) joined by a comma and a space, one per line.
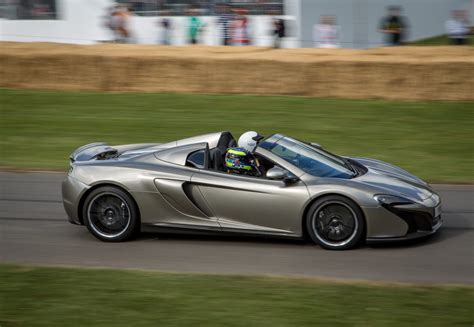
83, 186, 139, 242
306, 195, 365, 250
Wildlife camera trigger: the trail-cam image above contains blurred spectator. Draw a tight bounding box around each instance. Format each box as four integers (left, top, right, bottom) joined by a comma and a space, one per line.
445, 10, 471, 45
188, 8, 204, 44
159, 16, 172, 45
216, 4, 234, 46
313, 15, 340, 48
379, 6, 409, 45
273, 17, 285, 48
106, 4, 132, 43
232, 8, 250, 46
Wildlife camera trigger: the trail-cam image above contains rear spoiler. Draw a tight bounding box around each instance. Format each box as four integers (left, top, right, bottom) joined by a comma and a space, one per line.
70, 142, 118, 163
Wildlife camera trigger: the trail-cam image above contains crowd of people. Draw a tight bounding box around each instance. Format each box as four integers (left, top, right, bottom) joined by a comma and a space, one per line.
104, 3, 472, 48
313, 6, 472, 48
378, 6, 472, 46
105, 2, 286, 47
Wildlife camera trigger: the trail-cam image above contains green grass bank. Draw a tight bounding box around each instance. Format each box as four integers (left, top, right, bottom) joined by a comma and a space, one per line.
1, 89, 473, 183
0, 265, 473, 327
411, 34, 474, 46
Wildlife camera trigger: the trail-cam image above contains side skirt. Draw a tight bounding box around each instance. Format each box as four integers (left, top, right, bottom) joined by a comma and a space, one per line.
142, 223, 303, 240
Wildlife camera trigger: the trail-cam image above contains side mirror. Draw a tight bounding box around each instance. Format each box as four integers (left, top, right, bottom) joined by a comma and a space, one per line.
266, 167, 298, 183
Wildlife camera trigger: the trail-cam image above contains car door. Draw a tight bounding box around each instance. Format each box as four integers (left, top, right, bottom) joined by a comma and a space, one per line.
149, 143, 221, 230
190, 168, 310, 237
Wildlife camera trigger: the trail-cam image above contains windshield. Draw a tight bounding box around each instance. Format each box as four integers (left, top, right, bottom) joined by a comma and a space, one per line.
259, 135, 355, 179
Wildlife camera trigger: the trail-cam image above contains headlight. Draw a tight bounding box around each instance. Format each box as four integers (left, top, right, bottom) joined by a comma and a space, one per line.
374, 194, 413, 205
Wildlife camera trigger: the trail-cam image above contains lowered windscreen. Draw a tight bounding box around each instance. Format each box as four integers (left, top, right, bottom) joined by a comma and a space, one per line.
259, 136, 354, 179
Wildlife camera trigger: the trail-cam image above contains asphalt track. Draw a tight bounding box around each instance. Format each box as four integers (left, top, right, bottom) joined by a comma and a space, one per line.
1, 172, 473, 284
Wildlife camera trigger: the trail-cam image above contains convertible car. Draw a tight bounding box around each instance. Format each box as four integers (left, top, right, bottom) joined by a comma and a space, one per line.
62, 132, 442, 250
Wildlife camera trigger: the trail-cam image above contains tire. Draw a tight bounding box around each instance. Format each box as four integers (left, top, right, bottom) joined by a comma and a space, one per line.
82, 186, 140, 242
306, 195, 365, 250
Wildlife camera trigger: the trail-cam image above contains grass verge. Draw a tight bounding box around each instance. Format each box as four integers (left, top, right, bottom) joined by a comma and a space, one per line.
1, 88, 473, 182
0, 264, 473, 327
410, 34, 474, 46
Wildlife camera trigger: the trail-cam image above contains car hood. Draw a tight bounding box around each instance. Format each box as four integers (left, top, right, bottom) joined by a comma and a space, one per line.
351, 157, 434, 202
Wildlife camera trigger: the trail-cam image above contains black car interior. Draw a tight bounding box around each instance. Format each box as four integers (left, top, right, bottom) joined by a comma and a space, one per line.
185, 132, 277, 177
209, 132, 237, 172
185, 132, 235, 170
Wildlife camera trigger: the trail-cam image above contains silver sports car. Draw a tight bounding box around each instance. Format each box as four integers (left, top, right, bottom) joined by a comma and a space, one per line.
62, 132, 442, 250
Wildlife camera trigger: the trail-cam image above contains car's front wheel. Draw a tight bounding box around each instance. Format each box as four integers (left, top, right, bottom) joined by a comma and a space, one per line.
83, 186, 140, 242
306, 195, 365, 250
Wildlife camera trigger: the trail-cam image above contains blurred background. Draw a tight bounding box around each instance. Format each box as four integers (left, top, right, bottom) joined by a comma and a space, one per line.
0, 0, 473, 47
1, 1, 474, 326
0, 0, 473, 180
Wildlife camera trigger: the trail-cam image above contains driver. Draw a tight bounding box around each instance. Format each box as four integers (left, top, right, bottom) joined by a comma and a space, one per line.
225, 147, 261, 177
238, 131, 263, 152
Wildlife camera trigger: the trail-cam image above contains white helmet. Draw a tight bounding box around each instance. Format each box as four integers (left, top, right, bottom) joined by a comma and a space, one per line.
238, 131, 259, 152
